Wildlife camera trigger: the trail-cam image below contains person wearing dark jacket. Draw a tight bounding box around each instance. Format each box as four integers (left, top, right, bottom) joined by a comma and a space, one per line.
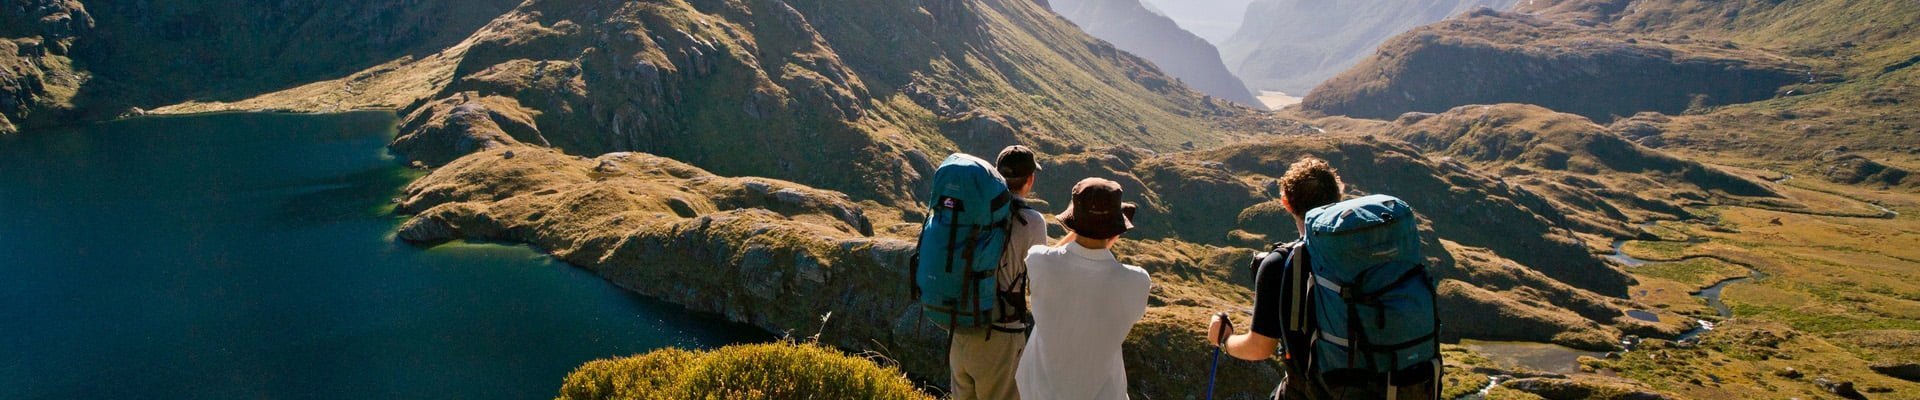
1206, 156, 1344, 399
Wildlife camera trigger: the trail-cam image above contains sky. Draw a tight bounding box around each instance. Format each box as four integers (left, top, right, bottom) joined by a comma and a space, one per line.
1139, 0, 1255, 44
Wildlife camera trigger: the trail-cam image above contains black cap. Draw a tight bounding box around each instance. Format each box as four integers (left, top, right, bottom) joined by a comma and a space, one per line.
996, 145, 1042, 179
1057, 178, 1133, 240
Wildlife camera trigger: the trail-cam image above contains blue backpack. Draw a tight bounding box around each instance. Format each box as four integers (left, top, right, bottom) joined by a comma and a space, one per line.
1302, 194, 1440, 385
912, 153, 1015, 329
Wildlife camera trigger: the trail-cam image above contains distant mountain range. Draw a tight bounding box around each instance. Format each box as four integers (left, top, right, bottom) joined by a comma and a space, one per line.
1220, 0, 1517, 94
1138, 0, 1253, 44
1048, 0, 1263, 107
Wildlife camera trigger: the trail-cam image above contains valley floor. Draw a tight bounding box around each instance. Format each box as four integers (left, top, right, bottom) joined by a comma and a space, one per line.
1459, 159, 1920, 399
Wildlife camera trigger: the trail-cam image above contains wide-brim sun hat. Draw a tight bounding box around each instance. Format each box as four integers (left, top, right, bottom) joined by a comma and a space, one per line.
1056, 177, 1133, 239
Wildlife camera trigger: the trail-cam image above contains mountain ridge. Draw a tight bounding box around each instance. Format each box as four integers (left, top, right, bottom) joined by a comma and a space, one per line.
1046, 0, 1262, 107
1220, 0, 1517, 95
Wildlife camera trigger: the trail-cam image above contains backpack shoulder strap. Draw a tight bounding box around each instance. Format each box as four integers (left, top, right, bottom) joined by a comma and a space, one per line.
1008, 197, 1031, 225
1286, 241, 1311, 333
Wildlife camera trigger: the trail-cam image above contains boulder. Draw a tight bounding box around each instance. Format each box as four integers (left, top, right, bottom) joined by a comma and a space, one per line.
1814, 377, 1868, 400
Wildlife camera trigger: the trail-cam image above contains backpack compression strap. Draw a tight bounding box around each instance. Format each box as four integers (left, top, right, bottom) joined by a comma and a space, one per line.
1311, 266, 1438, 371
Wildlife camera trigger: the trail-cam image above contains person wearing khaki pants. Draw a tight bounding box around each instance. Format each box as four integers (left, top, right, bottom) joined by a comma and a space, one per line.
949, 146, 1047, 399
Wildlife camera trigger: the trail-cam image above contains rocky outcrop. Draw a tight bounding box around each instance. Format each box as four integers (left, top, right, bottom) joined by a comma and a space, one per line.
1814, 377, 1869, 400
1817, 149, 1915, 189
1046, 0, 1262, 107
1302, 10, 1808, 121
1221, 0, 1516, 94
0, 0, 91, 133
390, 93, 544, 166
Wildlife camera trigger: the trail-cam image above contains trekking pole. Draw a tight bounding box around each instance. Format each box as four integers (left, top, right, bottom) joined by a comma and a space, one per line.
1207, 312, 1230, 400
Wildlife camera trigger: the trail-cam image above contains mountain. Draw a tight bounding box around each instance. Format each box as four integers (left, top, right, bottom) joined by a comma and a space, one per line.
1302, 8, 1808, 121
1137, 0, 1252, 44
1047, 0, 1262, 107
1219, 0, 1517, 95
0, 0, 528, 131
1306, 0, 1920, 188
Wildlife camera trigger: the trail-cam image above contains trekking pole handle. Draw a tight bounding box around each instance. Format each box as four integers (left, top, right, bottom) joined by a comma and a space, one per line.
1213, 312, 1233, 347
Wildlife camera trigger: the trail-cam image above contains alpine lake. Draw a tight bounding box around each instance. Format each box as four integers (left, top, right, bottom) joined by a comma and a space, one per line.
0, 112, 769, 399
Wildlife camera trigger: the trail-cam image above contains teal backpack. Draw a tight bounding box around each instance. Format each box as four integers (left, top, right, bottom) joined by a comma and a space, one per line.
1302, 194, 1440, 391
912, 153, 1015, 329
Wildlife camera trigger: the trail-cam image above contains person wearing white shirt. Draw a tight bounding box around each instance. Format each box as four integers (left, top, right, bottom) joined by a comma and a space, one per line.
1017, 178, 1150, 400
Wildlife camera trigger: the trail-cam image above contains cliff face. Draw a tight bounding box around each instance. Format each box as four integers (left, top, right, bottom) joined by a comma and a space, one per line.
71, 0, 521, 111
0, 0, 525, 130
1303, 10, 1807, 122
1046, 0, 1262, 106
1219, 0, 1517, 95
0, 0, 91, 133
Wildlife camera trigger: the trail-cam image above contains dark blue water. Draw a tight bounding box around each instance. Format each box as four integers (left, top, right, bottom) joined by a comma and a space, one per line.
0, 112, 766, 399
1624, 309, 1660, 323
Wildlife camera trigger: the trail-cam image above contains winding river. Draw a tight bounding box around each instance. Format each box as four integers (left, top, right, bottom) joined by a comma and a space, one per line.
0, 113, 767, 399
1607, 234, 1767, 342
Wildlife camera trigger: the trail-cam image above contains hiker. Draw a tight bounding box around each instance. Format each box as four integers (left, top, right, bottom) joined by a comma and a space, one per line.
1017, 178, 1151, 400
1205, 156, 1441, 399
948, 146, 1050, 400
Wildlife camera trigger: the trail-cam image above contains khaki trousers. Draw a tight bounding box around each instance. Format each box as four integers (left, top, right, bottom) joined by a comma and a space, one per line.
949, 327, 1025, 400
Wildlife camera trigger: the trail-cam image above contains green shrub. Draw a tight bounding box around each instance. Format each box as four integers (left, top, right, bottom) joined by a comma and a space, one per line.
557, 342, 928, 400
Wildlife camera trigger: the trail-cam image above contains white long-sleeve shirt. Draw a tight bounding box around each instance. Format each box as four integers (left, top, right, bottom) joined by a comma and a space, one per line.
1016, 242, 1152, 400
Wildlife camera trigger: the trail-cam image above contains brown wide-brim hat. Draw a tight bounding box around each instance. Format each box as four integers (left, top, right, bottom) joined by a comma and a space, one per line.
1057, 178, 1134, 240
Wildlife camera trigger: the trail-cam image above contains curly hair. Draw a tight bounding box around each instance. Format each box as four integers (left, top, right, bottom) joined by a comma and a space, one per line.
1278, 156, 1344, 216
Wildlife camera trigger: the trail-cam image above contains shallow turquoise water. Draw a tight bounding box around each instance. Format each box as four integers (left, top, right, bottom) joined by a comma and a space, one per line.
0, 112, 766, 399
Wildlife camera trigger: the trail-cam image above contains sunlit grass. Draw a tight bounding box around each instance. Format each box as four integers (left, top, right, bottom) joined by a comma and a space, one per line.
557, 341, 928, 400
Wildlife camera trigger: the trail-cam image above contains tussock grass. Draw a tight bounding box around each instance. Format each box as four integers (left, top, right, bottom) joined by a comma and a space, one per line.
1631, 257, 1750, 287
557, 342, 928, 400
